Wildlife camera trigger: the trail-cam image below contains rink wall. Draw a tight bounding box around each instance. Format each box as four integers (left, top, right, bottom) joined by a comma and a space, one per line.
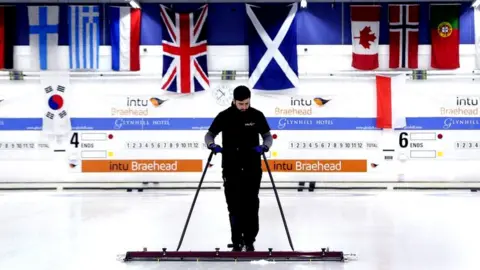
1, 43, 480, 191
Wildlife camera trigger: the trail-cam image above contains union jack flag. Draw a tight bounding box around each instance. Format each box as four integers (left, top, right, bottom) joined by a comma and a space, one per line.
159, 4, 209, 94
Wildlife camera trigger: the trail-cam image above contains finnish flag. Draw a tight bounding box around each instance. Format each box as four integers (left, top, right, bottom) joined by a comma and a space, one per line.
28, 6, 60, 71
246, 3, 299, 91
68, 5, 100, 70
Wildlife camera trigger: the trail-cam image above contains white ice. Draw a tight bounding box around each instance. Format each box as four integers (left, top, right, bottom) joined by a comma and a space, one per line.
0, 189, 479, 270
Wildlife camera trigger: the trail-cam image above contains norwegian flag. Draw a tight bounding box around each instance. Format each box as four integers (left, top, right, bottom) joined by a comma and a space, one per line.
388, 4, 419, 69
159, 4, 209, 94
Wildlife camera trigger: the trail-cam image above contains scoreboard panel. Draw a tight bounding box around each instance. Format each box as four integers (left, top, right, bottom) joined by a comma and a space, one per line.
3, 77, 480, 184
398, 131, 480, 160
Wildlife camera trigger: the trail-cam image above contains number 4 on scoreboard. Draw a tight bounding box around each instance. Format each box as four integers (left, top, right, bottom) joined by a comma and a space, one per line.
70, 132, 79, 148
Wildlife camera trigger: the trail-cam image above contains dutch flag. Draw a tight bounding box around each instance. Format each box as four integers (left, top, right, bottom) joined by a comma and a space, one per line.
109, 7, 141, 71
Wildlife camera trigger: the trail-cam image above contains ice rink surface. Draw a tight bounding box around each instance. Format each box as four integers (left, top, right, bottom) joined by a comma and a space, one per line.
0, 188, 479, 270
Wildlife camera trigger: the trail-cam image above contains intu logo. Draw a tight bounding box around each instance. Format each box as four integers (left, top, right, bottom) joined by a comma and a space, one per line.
290, 97, 330, 107
127, 97, 166, 107
456, 96, 479, 106
245, 122, 255, 126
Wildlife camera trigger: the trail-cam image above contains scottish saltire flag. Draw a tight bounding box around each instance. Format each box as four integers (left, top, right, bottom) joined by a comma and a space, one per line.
159, 4, 209, 94
109, 7, 141, 71
28, 6, 60, 70
246, 3, 299, 91
68, 6, 100, 70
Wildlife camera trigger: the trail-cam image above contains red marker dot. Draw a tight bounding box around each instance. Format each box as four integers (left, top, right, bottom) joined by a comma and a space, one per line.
272, 134, 278, 139
437, 134, 443, 139
108, 134, 114, 139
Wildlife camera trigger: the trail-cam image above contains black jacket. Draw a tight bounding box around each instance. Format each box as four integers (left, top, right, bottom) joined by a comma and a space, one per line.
206, 105, 271, 171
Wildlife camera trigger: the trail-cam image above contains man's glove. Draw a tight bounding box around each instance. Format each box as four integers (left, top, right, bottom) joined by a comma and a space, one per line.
254, 145, 269, 154
208, 143, 222, 154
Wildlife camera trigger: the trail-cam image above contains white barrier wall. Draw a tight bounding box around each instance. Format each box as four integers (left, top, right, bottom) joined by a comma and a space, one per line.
11, 44, 479, 72
1, 44, 480, 189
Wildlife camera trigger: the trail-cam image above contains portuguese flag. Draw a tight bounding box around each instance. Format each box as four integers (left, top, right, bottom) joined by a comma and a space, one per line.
430, 4, 460, 69
0, 6, 16, 70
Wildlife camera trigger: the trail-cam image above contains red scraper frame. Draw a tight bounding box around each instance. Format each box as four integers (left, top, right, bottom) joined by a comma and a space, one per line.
123, 151, 346, 262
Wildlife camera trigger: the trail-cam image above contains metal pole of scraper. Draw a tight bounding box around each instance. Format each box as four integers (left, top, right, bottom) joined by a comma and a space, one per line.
262, 152, 295, 251
176, 151, 215, 251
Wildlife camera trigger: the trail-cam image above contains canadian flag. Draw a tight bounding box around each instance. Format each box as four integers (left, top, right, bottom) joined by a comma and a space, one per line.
375, 74, 407, 129
351, 5, 381, 70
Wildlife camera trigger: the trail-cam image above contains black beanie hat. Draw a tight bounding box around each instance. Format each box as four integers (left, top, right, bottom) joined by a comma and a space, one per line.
233, 85, 251, 101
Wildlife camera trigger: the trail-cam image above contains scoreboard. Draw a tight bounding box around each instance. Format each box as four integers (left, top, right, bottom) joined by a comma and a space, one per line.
3, 70, 480, 185
64, 129, 382, 177
67, 131, 208, 174
397, 131, 480, 160
64, 129, 480, 170
398, 131, 441, 159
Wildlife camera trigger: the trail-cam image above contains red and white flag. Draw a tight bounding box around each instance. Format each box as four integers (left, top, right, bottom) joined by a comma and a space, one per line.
375, 74, 406, 129
474, 5, 480, 69
388, 4, 419, 69
351, 5, 380, 70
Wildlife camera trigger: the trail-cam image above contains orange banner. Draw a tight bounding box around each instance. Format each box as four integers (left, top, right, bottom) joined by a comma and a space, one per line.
261, 159, 367, 172
82, 159, 203, 173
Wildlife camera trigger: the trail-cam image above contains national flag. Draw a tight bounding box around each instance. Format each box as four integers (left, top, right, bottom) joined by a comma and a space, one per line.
68, 5, 100, 70
430, 4, 460, 69
388, 4, 419, 69
42, 72, 71, 136
28, 6, 60, 71
246, 3, 299, 91
109, 6, 141, 71
159, 4, 209, 94
351, 5, 381, 70
375, 74, 406, 129
0, 6, 16, 70
474, 6, 480, 69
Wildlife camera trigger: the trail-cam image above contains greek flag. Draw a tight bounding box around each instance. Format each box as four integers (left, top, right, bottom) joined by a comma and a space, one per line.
68, 5, 100, 70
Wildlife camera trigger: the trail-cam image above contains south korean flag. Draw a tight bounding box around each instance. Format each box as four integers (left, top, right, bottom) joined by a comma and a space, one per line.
42, 73, 71, 136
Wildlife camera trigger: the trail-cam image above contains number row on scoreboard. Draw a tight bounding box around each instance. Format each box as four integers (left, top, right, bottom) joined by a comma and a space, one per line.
125, 141, 207, 149
288, 141, 376, 149
455, 141, 480, 149
0, 142, 50, 150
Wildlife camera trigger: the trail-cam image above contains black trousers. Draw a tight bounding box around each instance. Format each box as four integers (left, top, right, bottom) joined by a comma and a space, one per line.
222, 168, 262, 246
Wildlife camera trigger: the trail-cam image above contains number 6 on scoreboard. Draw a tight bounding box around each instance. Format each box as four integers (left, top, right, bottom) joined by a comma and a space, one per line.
399, 132, 408, 148
70, 132, 79, 148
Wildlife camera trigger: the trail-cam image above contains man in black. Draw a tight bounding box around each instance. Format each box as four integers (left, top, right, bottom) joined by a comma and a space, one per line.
204, 85, 273, 252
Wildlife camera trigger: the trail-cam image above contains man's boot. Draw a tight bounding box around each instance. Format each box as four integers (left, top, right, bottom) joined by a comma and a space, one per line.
230, 242, 244, 252
229, 215, 243, 251
244, 242, 255, 252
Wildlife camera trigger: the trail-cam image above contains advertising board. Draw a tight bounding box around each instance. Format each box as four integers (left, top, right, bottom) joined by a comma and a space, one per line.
1, 78, 480, 183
